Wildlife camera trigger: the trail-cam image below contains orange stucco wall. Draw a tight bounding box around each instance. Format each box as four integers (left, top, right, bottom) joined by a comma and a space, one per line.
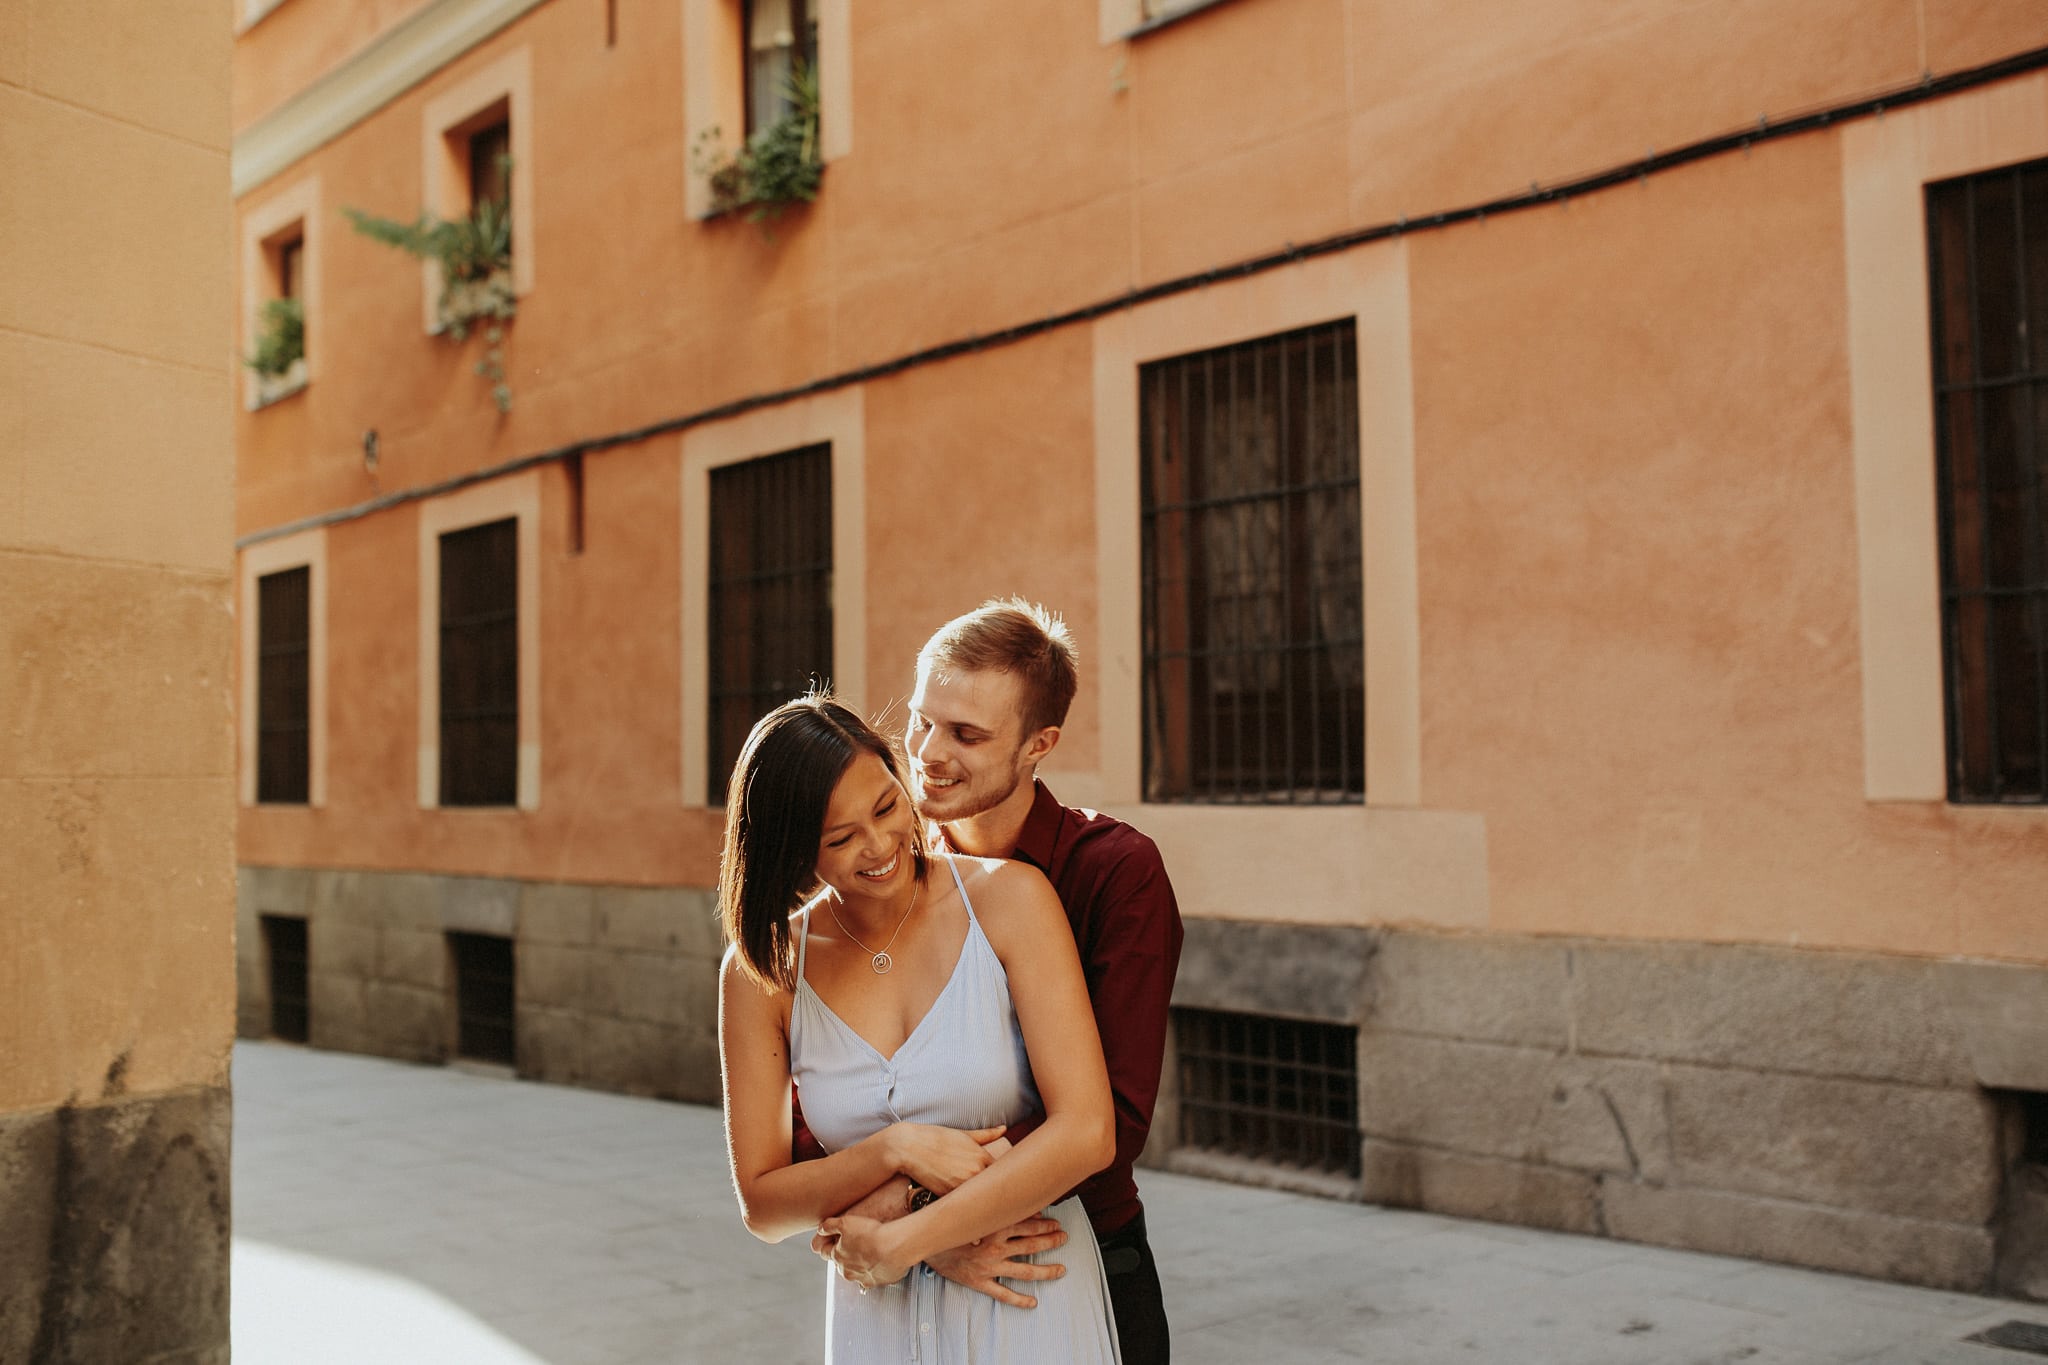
236, 0, 2048, 962
6, 0, 235, 1110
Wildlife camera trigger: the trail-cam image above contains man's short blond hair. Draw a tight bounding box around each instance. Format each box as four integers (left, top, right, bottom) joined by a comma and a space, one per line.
917, 598, 1078, 738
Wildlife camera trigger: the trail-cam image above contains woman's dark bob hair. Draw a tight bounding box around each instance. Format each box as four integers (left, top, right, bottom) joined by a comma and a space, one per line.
718, 693, 929, 991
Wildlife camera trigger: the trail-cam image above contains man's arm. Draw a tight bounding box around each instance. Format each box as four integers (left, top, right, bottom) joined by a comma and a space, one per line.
1073, 841, 1183, 1210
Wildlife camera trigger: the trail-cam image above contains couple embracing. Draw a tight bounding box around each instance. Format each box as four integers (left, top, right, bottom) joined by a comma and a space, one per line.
718, 600, 1184, 1363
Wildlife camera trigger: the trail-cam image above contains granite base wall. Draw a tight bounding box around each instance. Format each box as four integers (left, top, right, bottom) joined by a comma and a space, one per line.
0, 1086, 231, 1364
238, 867, 723, 1104
1166, 920, 2048, 1299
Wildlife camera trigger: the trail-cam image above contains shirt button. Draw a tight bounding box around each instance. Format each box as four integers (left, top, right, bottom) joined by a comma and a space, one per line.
920, 1323, 932, 1334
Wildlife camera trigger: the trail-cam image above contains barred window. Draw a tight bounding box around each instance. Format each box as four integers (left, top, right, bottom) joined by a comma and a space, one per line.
707, 443, 834, 805
439, 518, 518, 807
449, 931, 515, 1066
261, 914, 309, 1044
1141, 319, 1364, 803
256, 566, 311, 804
1175, 1007, 1360, 1177
1929, 159, 2048, 803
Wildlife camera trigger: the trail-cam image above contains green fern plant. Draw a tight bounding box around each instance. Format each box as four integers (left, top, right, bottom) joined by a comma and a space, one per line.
245, 296, 305, 379
343, 195, 517, 413
692, 60, 823, 226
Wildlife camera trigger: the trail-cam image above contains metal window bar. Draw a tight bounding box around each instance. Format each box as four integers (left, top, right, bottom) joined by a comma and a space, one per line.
449, 931, 516, 1066
1140, 319, 1365, 804
439, 519, 519, 807
1927, 158, 2048, 803
261, 914, 310, 1044
707, 443, 834, 806
1174, 1006, 1360, 1177
256, 566, 311, 804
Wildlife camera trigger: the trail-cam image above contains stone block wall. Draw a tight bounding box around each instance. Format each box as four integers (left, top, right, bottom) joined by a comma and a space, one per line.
238, 868, 725, 1104
1167, 921, 2048, 1297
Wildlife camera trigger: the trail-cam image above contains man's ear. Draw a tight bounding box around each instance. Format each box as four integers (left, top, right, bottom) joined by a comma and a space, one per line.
1022, 725, 1061, 767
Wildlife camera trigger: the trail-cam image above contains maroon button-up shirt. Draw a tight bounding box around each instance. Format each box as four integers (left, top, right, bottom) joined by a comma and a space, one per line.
989, 781, 1184, 1237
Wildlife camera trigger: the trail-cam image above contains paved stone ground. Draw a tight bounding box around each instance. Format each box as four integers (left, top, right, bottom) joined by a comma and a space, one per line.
232, 1041, 2039, 1363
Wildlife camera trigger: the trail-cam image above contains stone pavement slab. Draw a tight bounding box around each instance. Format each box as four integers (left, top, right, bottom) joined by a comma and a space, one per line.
230, 1042, 2039, 1363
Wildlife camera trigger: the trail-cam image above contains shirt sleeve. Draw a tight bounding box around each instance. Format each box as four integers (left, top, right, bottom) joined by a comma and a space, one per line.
1073, 836, 1184, 1204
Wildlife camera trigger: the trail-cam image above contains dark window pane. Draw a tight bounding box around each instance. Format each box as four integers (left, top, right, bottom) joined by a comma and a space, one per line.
1140, 320, 1364, 804
450, 931, 516, 1066
469, 118, 511, 210
262, 914, 309, 1043
1928, 159, 2048, 804
256, 566, 311, 804
708, 444, 833, 805
440, 519, 518, 807
276, 234, 303, 301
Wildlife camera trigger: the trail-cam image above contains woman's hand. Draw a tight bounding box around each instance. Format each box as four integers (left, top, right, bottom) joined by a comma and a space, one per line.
818, 1215, 913, 1290
884, 1124, 1005, 1194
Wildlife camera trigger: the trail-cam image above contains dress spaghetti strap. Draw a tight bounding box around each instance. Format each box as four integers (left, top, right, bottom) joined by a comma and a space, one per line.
942, 854, 980, 929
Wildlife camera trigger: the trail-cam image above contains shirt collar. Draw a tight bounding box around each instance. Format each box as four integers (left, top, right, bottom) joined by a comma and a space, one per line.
1011, 779, 1064, 872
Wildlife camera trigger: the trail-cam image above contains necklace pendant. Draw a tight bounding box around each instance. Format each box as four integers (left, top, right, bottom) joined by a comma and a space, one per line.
871, 951, 893, 975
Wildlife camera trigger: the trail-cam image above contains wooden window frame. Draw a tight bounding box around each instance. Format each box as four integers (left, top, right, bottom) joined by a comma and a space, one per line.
1140, 319, 1366, 805
239, 528, 327, 809
419, 47, 533, 333
680, 390, 867, 807
238, 176, 319, 410
682, 0, 850, 219
705, 442, 835, 806
1924, 158, 2048, 805
417, 472, 542, 812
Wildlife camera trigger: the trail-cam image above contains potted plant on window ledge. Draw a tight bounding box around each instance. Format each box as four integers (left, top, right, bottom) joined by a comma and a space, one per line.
245, 296, 306, 408
343, 195, 516, 413
693, 61, 823, 229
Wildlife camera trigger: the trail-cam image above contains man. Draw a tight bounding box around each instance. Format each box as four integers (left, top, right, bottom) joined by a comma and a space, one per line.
819, 598, 1183, 1363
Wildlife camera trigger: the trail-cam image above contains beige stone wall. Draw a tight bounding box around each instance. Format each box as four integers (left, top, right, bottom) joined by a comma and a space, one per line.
1, 1, 235, 1357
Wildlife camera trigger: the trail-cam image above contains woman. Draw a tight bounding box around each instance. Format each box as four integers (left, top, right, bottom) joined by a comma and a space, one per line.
718, 694, 1122, 1362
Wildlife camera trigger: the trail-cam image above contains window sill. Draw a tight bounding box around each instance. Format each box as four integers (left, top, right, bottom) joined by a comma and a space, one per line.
1123, 0, 1238, 40
248, 358, 308, 411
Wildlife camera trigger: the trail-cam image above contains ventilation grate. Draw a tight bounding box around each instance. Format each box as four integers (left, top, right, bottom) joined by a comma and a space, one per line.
1969, 1321, 2048, 1356
449, 931, 516, 1066
1174, 1006, 1360, 1176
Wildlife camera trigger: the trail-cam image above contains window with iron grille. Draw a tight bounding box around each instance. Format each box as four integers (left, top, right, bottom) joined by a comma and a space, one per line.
449, 931, 516, 1066
1928, 159, 2048, 804
256, 565, 311, 804
261, 914, 309, 1044
1141, 319, 1365, 803
1175, 1007, 1360, 1177
1925, 160, 2039, 806
439, 518, 518, 807
707, 443, 833, 805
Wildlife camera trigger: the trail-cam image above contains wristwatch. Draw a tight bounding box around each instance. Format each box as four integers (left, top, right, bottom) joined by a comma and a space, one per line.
906, 1181, 938, 1213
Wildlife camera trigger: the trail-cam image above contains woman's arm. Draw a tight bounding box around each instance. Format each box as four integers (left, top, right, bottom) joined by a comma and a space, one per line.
719, 947, 1002, 1243
822, 865, 1115, 1280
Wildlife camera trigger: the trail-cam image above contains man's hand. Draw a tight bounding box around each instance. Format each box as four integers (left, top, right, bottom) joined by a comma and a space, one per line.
925, 1217, 1070, 1309
811, 1178, 911, 1263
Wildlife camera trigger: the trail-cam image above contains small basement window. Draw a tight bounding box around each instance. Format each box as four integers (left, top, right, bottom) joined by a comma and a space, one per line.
449, 931, 516, 1066
1175, 1006, 1360, 1177
261, 914, 309, 1043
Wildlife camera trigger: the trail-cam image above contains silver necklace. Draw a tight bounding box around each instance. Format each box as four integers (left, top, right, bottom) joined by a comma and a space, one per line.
827, 876, 920, 975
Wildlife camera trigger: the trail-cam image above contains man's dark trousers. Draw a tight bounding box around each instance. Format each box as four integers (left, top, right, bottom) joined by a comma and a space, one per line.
1098, 1212, 1169, 1365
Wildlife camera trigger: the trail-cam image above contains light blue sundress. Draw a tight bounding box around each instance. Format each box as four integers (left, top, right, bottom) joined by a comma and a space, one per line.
790, 855, 1121, 1364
